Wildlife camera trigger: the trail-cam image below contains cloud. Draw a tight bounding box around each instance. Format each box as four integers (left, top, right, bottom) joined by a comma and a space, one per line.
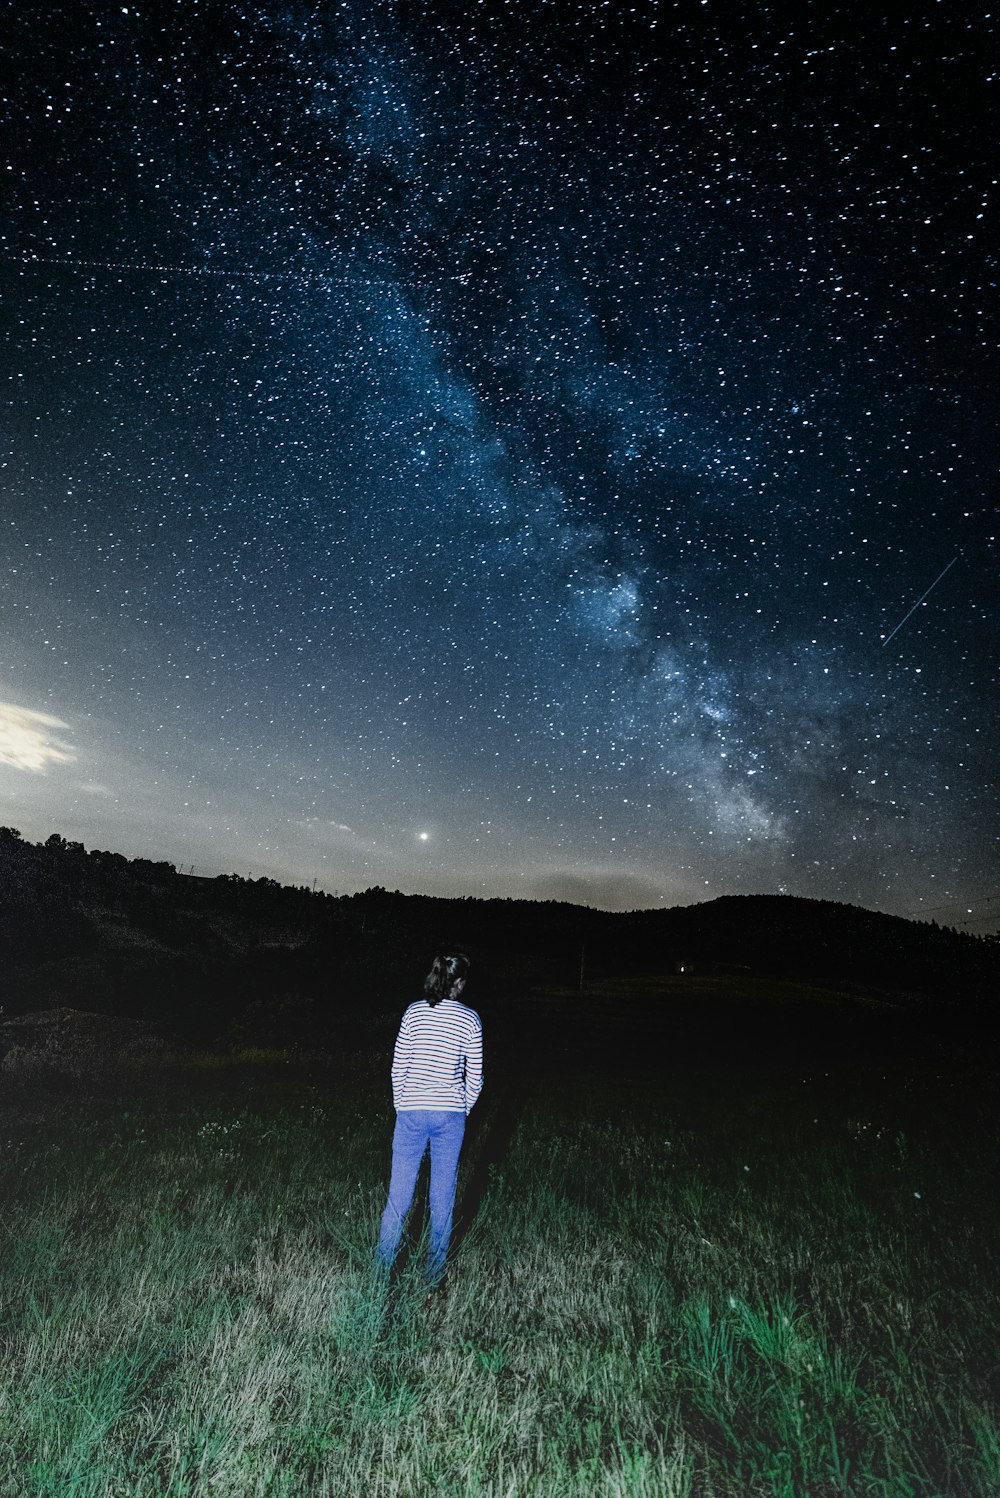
296, 816, 373, 852
0, 702, 76, 773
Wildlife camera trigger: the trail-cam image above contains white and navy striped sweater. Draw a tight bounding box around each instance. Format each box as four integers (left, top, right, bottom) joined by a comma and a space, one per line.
390, 998, 484, 1115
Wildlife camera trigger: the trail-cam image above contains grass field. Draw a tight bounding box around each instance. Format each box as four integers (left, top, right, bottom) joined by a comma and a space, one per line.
0, 988, 997, 1497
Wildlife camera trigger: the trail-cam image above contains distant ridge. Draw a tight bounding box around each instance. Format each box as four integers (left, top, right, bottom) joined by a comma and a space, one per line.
0, 829, 995, 1049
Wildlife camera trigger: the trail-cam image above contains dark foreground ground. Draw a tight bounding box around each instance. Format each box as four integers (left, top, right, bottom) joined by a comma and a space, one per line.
0, 973, 997, 1497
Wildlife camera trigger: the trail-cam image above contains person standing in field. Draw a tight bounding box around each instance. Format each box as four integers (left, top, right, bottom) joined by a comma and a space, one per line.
376, 953, 483, 1290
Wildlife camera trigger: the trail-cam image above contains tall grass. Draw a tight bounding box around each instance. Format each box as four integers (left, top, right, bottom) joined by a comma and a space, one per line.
0, 1054, 996, 1496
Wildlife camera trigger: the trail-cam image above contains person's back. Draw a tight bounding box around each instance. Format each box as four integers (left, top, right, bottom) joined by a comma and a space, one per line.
376, 954, 484, 1290
392, 994, 483, 1115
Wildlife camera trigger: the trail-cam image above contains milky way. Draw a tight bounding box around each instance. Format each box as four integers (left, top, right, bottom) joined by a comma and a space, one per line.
2, 2, 996, 927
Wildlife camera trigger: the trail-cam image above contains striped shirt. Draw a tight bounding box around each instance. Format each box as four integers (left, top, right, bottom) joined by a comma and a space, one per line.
391, 998, 484, 1115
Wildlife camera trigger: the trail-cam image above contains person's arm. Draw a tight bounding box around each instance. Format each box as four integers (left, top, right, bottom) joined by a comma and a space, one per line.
390, 1011, 411, 1111
463, 1017, 483, 1115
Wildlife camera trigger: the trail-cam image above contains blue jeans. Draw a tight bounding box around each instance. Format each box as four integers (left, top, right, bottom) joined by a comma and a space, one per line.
377, 1110, 466, 1285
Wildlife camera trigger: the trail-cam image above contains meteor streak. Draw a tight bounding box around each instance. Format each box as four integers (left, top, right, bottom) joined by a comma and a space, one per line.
881, 555, 959, 648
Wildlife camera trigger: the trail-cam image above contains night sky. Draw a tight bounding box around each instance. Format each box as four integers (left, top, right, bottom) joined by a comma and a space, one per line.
2, 2, 996, 926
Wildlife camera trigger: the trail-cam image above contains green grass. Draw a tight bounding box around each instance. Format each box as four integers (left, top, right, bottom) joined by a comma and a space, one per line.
0, 1047, 996, 1497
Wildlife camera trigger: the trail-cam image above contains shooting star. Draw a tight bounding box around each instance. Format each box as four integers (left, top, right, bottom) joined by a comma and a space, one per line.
881, 555, 959, 648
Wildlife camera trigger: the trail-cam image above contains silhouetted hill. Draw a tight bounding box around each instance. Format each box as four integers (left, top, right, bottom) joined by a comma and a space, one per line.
0, 827, 995, 1056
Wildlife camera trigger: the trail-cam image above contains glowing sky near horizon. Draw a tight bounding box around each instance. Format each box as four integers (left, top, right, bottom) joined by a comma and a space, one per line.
1, 1, 996, 925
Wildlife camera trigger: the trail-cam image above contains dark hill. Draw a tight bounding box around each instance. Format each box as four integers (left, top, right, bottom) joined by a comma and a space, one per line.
0, 828, 995, 1058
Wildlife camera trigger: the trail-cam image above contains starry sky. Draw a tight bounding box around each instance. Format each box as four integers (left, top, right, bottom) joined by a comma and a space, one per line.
2, 1, 996, 926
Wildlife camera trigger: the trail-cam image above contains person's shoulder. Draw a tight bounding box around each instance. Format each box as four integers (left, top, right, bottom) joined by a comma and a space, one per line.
400, 1000, 426, 1021
448, 998, 482, 1028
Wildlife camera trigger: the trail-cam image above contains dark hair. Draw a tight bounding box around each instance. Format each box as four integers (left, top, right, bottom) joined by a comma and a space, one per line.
423, 953, 470, 1006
